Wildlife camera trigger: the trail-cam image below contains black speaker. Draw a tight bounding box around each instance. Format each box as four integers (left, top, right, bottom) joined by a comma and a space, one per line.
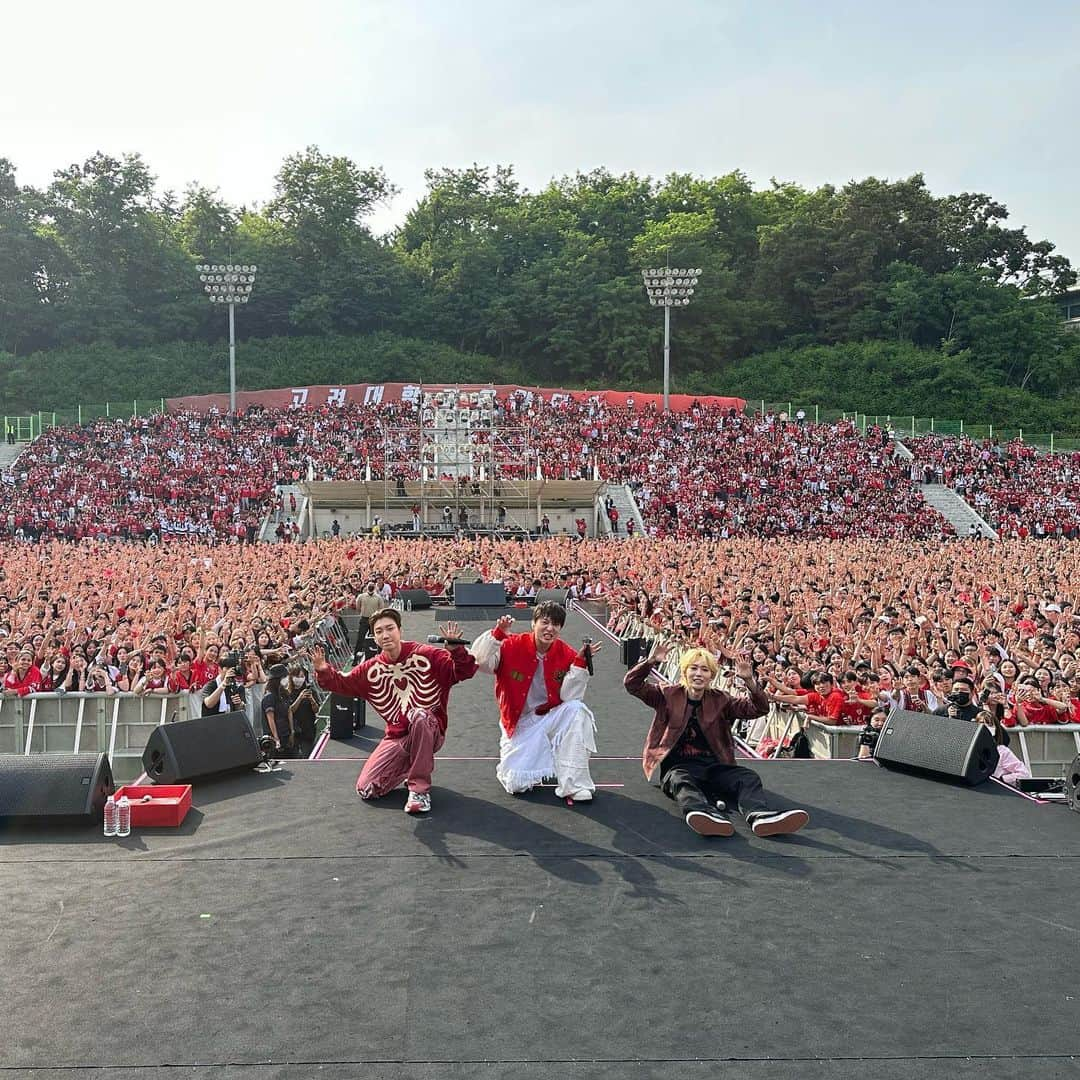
621, 637, 648, 668
329, 693, 365, 738
0, 753, 114, 824
535, 588, 568, 606
1066, 754, 1080, 813
454, 581, 507, 606
142, 711, 261, 784
398, 588, 432, 610
874, 708, 996, 785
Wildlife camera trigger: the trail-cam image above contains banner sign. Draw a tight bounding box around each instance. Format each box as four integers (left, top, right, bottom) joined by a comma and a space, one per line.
166, 383, 745, 414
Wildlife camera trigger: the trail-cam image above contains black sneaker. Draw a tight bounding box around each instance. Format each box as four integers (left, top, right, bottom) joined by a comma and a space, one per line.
685, 809, 735, 837
747, 809, 809, 837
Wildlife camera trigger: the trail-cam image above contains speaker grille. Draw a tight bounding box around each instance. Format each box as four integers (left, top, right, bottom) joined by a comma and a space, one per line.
0, 753, 114, 820
875, 709, 995, 784
142, 712, 260, 784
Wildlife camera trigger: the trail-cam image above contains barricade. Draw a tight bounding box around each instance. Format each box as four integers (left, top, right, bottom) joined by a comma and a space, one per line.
0, 692, 194, 782
807, 720, 862, 760
1008, 724, 1080, 778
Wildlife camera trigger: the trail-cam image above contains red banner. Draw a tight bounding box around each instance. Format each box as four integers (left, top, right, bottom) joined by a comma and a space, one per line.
166, 382, 745, 414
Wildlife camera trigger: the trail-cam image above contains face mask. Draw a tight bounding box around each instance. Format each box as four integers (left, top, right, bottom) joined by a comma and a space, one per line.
292, 676, 305, 687
952, 692, 971, 706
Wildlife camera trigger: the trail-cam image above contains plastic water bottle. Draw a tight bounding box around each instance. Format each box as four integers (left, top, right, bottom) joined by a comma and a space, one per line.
103, 795, 118, 837
117, 795, 131, 838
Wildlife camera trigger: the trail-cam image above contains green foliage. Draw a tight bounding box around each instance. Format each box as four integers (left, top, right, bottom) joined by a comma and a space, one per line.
0, 152, 1077, 431
0, 332, 522, 414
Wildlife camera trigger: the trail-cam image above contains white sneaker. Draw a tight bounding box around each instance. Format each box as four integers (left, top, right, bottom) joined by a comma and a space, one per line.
404, 791, 431, 814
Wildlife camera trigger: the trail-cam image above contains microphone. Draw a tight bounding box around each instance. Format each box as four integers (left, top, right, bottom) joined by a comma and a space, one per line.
582, 636, 594, 676
427, 634, 472, 647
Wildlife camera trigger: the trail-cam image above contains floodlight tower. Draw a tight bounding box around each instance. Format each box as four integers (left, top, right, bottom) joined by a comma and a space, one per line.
196, 264, 258, 412
641, 267, 701, 411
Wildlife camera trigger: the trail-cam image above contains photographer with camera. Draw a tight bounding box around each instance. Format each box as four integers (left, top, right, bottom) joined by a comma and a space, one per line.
201, 652, 248, 717
857, 704, 889, 760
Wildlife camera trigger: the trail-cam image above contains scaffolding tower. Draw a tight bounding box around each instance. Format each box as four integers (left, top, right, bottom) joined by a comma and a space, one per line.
380, 388, 534, 532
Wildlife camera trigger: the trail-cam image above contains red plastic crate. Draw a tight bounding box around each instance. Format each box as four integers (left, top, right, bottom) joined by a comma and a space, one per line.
113, 785, 192, 827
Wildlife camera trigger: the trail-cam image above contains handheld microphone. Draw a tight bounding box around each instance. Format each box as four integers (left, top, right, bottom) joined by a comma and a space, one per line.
582, 636, 594, 676
427, 634, 472, 647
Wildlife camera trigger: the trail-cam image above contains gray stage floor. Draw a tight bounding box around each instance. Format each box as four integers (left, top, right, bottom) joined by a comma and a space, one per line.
3, 608, 1080, 1078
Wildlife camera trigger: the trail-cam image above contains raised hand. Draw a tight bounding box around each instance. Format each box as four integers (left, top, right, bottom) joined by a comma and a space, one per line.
440, 621, 463, 640
495, 614, 515, 634
734, 657, 756, 683
311, 645, 329, 672
650, 640, 672, 664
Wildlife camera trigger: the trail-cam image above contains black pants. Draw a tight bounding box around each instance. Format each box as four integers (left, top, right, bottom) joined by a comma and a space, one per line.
354, 616, 371, 655
661, 759, 770, 818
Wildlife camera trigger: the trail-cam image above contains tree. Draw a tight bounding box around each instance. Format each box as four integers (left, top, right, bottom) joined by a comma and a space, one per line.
0, 159, 68, 353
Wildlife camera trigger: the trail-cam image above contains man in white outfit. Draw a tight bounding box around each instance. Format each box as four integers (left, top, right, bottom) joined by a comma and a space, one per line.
471, 602, 601, 802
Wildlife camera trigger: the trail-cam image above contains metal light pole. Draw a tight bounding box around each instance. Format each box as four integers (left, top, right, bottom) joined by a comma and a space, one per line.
642, 267, 701, 411
197, 264, 258, 412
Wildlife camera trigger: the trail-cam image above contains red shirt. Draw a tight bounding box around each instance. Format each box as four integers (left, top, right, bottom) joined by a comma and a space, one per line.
806, 688, 847, 723
4, 665, 43, 696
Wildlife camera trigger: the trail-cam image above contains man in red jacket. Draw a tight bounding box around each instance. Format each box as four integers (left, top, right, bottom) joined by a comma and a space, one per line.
471, 602, 601, 802
625, 641, 808, 838
312, 608, 477, 815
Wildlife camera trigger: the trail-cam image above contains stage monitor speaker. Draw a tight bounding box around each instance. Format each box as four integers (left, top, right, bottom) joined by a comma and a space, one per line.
535, 588, 568, 606
0, 753, 114, 824
142, 711, 260, 784
398, 588, 432, 610
1066, 754, 1080, 813
453, 581, 506, 607
621, 637, 648, 668
873, 708, 996, 785
329, 693, 365, 738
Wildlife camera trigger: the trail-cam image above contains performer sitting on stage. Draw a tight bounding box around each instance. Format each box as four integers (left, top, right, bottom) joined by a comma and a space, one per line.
624, 640, 809, 837
471, 602, 601, 802
311, 608, 477, 814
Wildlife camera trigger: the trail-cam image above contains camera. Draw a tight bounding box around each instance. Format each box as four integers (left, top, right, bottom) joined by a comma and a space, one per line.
858, 724, 880, 750
221, 652, 241, 673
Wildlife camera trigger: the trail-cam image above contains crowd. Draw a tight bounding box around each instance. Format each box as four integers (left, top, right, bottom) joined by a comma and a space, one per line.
0, 537, 1076, 744
5, 397, 1080, 543
905, 436, 1080, 539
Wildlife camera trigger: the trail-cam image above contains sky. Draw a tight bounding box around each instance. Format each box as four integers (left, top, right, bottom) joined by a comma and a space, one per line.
3, 0, 1078, 262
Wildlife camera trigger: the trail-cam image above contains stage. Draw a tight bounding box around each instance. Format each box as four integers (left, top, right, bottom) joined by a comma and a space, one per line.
3, 609, 1079, 1078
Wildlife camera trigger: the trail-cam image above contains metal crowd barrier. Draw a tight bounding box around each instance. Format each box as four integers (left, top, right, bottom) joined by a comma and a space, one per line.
0, 692, 194, 782
1009, 724, 1080, 778
0, 616, 353, 782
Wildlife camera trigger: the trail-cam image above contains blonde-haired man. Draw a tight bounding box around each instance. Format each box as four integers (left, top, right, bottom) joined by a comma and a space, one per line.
624, 641, 808, 837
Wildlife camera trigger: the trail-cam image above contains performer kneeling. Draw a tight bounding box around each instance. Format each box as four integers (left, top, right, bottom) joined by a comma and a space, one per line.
624, 641, 808, 837
311, 608, 477, 815
471, 602, 600, 802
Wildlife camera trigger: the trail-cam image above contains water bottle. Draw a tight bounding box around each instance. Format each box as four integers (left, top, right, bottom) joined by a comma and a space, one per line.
117, 795, 131, 838
103, 794, 118, 837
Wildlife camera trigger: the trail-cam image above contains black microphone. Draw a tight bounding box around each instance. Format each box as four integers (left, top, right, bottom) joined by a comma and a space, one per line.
582, 636, 594, 676
427, 634, 472, 647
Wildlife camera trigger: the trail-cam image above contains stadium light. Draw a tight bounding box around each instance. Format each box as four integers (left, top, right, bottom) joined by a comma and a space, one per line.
641, 267, 701, 411
196, 263, 258, 412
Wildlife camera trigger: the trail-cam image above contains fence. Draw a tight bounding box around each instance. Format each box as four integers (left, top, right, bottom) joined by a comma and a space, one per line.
0, 692, 194, 783
3, 400, 168, 441
4, 397, 1079, 453
0, 614, 349, 783
758, 402, 1080, 453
